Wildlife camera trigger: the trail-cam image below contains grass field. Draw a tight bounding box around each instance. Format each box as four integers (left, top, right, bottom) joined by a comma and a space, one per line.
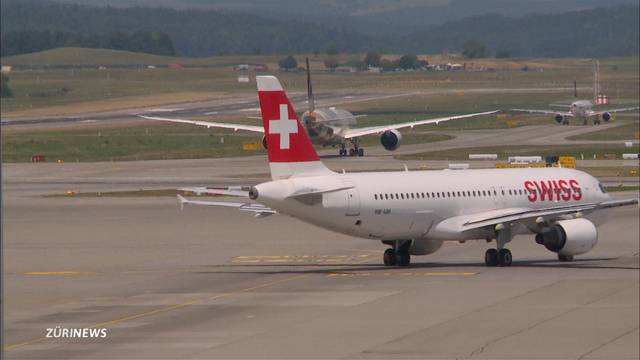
567, 120, 640, 141
0, 123, 452, 162
2, 49, 638, 162
2, 48, 638, 115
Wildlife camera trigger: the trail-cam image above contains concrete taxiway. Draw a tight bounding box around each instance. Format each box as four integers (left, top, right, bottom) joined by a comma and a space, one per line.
3, 150, 639, 359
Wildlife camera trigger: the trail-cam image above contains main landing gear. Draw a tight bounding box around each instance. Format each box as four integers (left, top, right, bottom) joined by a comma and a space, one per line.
383, 240, 411, 267
339, 140, 364, 157
484, 224, 513, 267
484, 248, 512, 267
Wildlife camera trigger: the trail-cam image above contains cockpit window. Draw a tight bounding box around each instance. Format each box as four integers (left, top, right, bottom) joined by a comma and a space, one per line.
598, 183, 608, 193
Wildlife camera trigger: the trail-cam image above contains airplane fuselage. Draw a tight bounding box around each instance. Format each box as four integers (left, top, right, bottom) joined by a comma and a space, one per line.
570, 100, 594, 117
302, 108, 356, 147
254, 167, 609, 243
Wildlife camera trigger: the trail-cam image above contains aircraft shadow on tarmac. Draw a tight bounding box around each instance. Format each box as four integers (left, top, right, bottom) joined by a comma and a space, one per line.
192, 256, 638, 275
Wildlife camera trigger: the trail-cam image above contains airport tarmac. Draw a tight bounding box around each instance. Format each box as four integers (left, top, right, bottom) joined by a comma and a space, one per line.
3, 150, 639, 359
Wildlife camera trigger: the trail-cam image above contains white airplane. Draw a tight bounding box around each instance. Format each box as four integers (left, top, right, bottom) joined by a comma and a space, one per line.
512, 99, 638, 126
512, 61, 639, 125
176, 75, 638, 267
140, 61, 497, 157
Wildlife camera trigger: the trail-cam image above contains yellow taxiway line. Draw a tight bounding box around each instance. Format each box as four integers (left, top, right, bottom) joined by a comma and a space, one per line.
6, 255, 374, 351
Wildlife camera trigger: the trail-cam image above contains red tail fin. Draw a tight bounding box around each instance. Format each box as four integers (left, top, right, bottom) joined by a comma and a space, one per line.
256, 76, 331, 180
257, 76, 319, 163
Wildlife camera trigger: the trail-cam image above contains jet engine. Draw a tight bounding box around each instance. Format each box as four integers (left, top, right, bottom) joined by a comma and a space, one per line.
602, 112, 611, 122
535, 218, 597, 256
380, 129, 402, 151
410, 239, 443, 255
262, 135, 268, 149
554, 114, 565, 124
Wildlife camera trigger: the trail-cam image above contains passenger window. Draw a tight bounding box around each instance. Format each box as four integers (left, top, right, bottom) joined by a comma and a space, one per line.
374, 194, 378, 200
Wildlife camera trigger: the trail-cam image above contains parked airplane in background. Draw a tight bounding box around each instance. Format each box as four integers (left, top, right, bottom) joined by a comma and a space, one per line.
512, 60, 639, 125
141, 58, 496, 157
175, 75, 638, 267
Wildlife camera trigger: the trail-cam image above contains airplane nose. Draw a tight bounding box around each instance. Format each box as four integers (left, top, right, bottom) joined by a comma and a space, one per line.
249, 187, 259, 200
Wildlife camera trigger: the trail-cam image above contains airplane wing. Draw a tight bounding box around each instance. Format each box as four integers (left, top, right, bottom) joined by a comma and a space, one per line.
436, 198, 638, 233
511, 109, 573, 116
341, 110, 499, 139
177, 195, 275, 216
139, 115, 264, 133
589, 106, 640, 116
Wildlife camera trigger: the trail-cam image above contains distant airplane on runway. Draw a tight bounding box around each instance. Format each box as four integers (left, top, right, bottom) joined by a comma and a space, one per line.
140, 58, 496, 157
174, 75, 638, 267
512, 60, 639, 125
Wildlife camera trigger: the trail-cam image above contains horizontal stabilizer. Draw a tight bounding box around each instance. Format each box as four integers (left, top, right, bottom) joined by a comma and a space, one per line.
179, 186, 250, 197
177, 195, 275, 216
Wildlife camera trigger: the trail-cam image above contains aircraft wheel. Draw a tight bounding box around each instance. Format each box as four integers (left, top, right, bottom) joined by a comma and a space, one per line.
558, 254, 574, 262
358, 148, 364, 157
395, 252, 410, 267
484, 248, 498, 266
498, 249, 512, 267
349, 149, 355, 156
383, 248, 396, 266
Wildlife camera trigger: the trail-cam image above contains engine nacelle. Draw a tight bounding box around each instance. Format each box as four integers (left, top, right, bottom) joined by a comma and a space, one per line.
537, 218, 598, 256
602, 112, 611, 122
554, 114, 565, 124
262, 135, 268, 149
380, 129, 402, 151
410, 239, 443, 255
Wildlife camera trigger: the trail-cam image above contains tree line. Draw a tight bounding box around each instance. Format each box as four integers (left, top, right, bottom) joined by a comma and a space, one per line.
1, 30, 175, 57
1, 0, 638, 58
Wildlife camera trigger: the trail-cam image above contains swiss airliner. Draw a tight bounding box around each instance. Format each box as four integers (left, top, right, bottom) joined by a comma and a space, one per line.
177, 76, 638, 267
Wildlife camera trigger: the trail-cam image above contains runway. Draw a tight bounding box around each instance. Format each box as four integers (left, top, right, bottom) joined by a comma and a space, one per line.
3, 153, 639, 359
0, 86, 602, 127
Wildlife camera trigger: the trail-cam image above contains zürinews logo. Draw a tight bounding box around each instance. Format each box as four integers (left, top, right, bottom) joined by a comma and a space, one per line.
46, 326, 109, 339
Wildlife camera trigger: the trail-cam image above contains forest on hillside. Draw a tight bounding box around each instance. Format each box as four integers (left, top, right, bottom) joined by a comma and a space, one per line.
1, 0, 638, 58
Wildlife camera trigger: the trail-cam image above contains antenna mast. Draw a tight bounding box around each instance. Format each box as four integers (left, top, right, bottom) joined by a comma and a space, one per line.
306, 57, 315, 112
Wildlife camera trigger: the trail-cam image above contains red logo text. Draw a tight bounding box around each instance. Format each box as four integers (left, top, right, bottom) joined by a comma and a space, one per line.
523, 179, 581, 202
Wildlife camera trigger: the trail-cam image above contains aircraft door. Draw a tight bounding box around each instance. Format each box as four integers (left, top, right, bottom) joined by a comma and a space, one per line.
346, 188, 360, 216
343, 180, 360, 216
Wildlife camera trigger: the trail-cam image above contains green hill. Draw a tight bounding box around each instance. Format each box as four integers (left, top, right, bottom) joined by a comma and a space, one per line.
2, 48, 205, 67
0, 47, 288, 68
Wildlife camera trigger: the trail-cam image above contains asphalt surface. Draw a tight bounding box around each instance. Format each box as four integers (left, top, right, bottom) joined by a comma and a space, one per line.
0, 86, 599, 127
3, 147, 639, 359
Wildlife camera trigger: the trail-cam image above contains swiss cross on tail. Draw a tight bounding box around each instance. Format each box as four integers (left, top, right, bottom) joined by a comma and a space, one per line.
257, 76, 319, 163
269, 104, 298, 149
